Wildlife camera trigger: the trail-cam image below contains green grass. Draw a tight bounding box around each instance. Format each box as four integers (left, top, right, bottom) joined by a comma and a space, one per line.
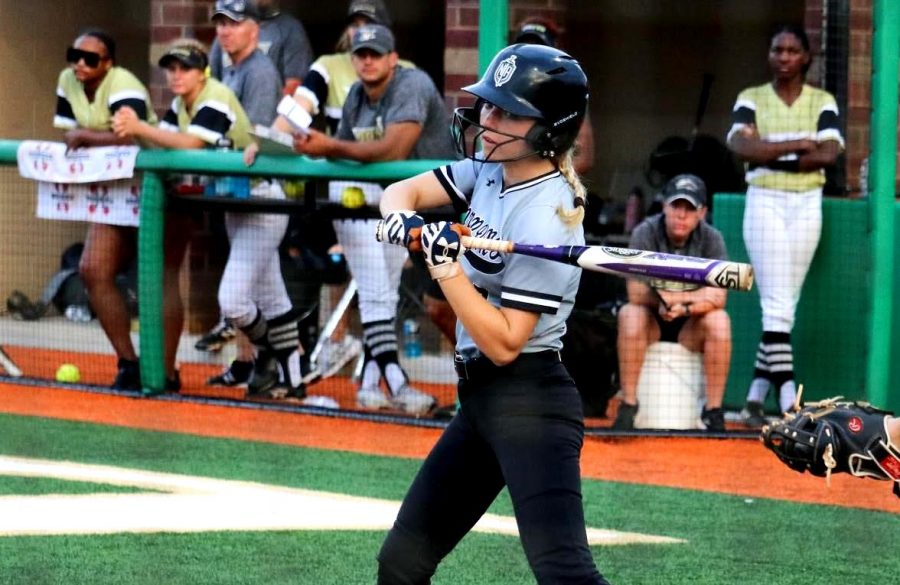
0, 413, 897, 584
0, 477, 149, 495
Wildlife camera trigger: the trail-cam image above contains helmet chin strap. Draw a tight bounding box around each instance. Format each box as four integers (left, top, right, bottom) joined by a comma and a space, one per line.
473, 127, 542, 163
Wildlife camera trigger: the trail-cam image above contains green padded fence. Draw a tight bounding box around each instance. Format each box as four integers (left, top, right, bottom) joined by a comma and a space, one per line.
714, 195, 874, 410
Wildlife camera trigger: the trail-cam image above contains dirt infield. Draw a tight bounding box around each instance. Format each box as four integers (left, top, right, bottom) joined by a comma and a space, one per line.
0, 381, 896, 514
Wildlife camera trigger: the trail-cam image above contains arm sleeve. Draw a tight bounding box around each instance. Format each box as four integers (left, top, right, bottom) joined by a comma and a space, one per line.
187, 102, 234, 145
432, 159, 477, 214
294, 61, 329, 114
54, 87, 77, 129
817, 96, 844, 147
159, 102, 180, 133
107, 72, 150, 121
500, 206, 576, 315
726, 89, 756, 142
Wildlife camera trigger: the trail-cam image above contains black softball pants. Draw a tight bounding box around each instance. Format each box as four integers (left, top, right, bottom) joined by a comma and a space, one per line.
377, 352, 609, 585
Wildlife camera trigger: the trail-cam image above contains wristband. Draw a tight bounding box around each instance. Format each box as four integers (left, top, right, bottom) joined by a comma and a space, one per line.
429, 262, 463, 282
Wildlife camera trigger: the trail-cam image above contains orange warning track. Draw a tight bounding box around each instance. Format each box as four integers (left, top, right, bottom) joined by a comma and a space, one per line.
1, 381, 896, 513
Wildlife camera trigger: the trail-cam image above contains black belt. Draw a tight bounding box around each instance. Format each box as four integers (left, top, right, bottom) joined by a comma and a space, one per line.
454, 350, 561, 381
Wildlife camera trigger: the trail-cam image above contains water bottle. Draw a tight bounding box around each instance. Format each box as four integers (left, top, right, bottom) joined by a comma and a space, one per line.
403, 318, 422, 358
206, 138, 250, 198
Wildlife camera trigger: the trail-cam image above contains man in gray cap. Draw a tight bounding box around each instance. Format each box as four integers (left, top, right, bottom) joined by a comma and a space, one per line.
211, 0, 281, 126
292, 23, 455, 415
614, 173, 732, 432
210, 0, 313, 96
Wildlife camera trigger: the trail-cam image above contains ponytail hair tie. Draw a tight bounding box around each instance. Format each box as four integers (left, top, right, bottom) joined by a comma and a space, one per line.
574, 196, 585, 208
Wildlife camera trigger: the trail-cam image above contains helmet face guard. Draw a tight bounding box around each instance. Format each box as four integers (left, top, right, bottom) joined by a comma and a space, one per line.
457, 44, 588, 160
451, 104, 541, 162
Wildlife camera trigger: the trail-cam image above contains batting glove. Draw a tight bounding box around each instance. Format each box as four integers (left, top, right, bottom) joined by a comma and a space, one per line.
380, 210, 425, 248
421, 222, 469, 281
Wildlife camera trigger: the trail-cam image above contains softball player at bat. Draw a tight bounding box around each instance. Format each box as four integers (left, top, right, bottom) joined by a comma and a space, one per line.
727, 24, 843, 426
377, 44, 609, 584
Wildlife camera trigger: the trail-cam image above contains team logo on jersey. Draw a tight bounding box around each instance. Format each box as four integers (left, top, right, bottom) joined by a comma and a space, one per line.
494, 55, 517, 87
464, 211, 505, 274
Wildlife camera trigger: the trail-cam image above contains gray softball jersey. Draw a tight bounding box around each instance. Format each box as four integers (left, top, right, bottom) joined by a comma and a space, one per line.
433, 158, 583, 358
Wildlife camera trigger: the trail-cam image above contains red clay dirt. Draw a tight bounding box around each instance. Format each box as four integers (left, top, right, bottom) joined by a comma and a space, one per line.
0, 380, 896, 514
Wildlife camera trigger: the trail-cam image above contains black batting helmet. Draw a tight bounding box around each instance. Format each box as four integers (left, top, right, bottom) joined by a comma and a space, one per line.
453, 43, 588, 160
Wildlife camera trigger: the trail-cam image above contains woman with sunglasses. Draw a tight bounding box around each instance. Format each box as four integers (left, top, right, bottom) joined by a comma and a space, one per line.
54, 29, 159, 391
377, 44, 609, 584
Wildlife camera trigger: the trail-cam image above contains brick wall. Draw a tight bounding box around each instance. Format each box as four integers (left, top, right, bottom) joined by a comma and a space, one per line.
443, 0, 567, 110
807, 0, 897, 196
149, 0, 216, 118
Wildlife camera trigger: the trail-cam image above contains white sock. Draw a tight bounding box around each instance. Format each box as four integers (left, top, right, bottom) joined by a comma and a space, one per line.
778, 380, 797, 413
360, 359, 380, 390
746, 378, 770, 404
385, 363, 407, 395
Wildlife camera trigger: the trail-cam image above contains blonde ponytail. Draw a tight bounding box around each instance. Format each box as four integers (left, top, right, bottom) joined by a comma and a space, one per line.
556, 148, 586, 227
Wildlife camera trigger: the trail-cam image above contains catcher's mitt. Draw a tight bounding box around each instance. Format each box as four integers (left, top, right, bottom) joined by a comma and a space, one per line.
761, 396, 900, 498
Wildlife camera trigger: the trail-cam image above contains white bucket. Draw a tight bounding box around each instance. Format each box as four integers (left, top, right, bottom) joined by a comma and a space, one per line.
634, 342, 704, 430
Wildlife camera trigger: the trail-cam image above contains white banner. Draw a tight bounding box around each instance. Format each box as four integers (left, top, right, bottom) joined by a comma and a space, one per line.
36, 179, 141, 227
17, 141, 142, 227
17, 141, 139, 183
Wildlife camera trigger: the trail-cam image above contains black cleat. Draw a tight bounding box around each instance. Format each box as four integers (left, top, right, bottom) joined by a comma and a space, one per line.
701, 407, 726, 432
612, 401, 638, 430
207, 360, 253, 386
112, 358, 141, 391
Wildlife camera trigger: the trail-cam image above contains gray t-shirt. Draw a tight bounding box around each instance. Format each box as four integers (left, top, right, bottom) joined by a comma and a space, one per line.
432, 158, 584, 357
336, 67, 456, 160
629, 213, 728, 291
210, 13, 313, 87
217, 49, 281, 127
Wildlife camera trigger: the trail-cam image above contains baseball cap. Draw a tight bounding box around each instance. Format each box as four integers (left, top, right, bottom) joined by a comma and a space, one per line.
347, 0, 392, 26
515, 22, 556, 47
663, 174, 707, 208
213, 0, 261, 22
351, 24, 395, 55
158, 44, 209, 70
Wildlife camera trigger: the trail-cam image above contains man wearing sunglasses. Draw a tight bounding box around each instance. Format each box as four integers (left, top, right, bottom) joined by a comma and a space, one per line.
53, 28, 159, 391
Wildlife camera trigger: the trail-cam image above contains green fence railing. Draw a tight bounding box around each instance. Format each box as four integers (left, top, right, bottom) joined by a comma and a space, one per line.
0, 138, 449, 393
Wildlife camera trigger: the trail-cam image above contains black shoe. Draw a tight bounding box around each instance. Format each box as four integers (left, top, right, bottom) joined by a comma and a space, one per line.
432, 403, 458, 420
194, 321, 237, 352
207, 360, 253, 386
112, 358, 141, 391
165, 370, 181, 393
701, 407, 726, 432
612, 401, 638, 430
742, 401, 767, 429
247, 351, 279, 396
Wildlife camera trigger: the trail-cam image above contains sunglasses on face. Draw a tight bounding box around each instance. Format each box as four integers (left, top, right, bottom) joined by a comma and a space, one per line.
66, 47, 106, 68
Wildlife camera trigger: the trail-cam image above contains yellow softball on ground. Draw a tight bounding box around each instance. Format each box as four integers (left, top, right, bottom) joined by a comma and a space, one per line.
55, 363, 81, 383
341, 186, 366, 209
